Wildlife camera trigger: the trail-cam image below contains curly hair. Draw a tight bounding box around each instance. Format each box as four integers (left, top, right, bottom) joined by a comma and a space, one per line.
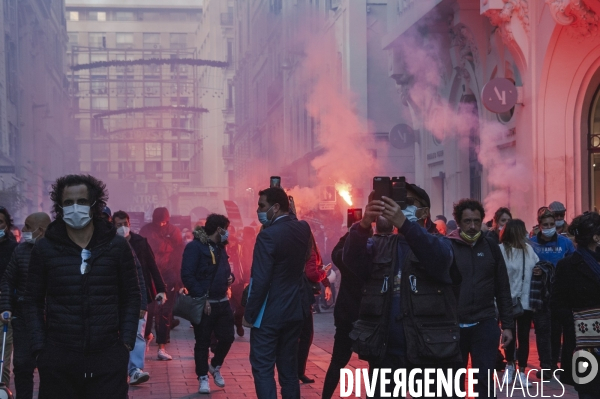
50, 174, 108, 220
204, 214, 230, 236
0, 207, 14, 233
568, 212, 600, 248
453, 198, 486, 224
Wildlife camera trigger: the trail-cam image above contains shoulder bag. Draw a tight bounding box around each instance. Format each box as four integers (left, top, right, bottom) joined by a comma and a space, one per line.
173, 245, 219, 325
573, 308, 600, 349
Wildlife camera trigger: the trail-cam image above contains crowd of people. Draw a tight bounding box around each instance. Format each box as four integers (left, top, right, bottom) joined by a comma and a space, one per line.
0, 173, 598, 399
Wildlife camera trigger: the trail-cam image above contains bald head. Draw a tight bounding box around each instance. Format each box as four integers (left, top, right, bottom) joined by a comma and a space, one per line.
23, 212, 51, 237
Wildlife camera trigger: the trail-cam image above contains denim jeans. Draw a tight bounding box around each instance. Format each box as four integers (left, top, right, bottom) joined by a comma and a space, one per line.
128, 314, 147, 374
459, 318, 501, 399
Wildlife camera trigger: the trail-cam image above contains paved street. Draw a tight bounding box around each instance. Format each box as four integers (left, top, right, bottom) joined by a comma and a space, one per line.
7, 308, 580, 398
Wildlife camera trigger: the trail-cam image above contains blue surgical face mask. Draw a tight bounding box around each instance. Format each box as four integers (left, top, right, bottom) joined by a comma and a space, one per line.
220, 229, 229, 243
0, 230, 5, 239
402, 205, 419, 223
257, 205, 275, 226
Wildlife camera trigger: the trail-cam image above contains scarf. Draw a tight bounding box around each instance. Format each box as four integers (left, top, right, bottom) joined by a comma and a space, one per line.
576, 248, 600, 284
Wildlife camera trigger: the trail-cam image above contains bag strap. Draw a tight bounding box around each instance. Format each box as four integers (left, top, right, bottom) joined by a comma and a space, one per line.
522, 250, 526, 282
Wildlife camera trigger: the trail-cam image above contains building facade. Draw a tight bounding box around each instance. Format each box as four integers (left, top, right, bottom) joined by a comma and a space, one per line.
66, 0, 229, 222
232, 0, 412, 220
384, 0, 600, 225
0, 0, 71, 222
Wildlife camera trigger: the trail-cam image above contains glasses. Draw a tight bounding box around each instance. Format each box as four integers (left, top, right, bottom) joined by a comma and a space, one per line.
81, 249, 91, 275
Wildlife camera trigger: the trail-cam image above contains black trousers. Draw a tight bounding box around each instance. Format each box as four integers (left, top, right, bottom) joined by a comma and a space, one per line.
250, 320, 303, 399
230, 284, 245, 330
459, 318, 500, 399
322, 321, 353, 399
504, 309, 552, 370
192, 301, 234, 377
37, 343, 129, 399
145, 299, 174, 344
297, 311, 313, 376
12, 316, 36, 399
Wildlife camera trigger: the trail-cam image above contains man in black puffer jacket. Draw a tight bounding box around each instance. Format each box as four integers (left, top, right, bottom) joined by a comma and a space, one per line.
24, 175, 141, 399
0, 212, 51, 399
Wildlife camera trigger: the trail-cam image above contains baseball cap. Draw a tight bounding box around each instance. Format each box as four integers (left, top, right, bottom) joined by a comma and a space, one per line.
102, 206, 112, 217
537, 206, 555, 222
406, 183, 431, 208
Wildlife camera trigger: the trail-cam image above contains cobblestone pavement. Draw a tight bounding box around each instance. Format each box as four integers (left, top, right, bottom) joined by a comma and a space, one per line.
8, 308, 580, 398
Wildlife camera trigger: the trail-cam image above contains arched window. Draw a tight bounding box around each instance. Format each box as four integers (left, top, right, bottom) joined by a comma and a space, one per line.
588, 87, 600, 211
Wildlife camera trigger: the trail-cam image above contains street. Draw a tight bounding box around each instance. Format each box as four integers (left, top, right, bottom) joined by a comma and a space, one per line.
10, 308, 579, 398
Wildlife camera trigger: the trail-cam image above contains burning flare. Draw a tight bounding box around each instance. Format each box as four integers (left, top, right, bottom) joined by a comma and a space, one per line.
335, 183, 353, 206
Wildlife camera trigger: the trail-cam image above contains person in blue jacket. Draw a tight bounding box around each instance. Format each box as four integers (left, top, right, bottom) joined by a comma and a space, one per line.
530, 206, 576, 378
181, 214, 235, 394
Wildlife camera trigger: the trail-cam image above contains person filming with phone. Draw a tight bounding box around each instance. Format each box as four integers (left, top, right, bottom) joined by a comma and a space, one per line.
343, 180, 460, 398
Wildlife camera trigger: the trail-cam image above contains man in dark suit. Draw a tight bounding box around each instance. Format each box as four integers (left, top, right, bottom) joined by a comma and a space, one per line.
244, 187, 312, 399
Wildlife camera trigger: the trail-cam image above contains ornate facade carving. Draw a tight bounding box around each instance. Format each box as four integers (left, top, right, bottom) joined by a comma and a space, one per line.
450, 23, 481, 70
482, 0, 530, 45
546, 0, 599, 38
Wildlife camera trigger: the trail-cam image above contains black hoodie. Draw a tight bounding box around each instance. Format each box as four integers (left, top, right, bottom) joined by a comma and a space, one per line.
25, 218, 141, 354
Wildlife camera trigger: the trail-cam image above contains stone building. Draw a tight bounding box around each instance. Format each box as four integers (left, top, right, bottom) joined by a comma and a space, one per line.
0, 0, 71, 221
385, 0, 600, 224
66, 0, 229, 223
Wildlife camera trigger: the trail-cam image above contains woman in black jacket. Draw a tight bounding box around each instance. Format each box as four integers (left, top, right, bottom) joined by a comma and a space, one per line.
553, 212, 600, 399
181, 214, 234, 395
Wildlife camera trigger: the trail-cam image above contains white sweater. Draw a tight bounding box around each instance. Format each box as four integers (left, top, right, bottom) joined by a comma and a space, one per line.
499, 243, 539, 311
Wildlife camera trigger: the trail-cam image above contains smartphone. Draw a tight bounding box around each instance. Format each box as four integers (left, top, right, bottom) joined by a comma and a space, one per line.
373, 177, 391, 201
270, 176, 281, 188
391, 176, 408, 209
347, 208, 363, 228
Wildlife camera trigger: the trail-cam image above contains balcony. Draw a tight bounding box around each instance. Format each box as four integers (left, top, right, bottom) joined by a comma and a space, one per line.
222, 145, 234, 159
220, 13, 233, 26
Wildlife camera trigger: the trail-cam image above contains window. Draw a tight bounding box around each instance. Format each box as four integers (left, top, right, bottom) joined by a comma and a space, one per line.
143, 33, 160, 49
118, 162, 136, 178
117, 97, 133, 109
172, 143, 191, 158
144, 81, 160, 96
145, 161, 162, 177
90, 76, 107, 94
115, 12, 135, 21
68, 11, 79, 21
227, 40, 233, 64
88, 11, 106, 21
143, 12, 161, 21
88, 33, 106, 48
170, 33, 187, 50
92, 162, 109, 172
95, 143, 109, 158
170, 13, 187, 21
91, 98, 108, 110
172, 161, 190, 179
145, 143, 162, 158
144, 98, 161, 107
68, 33, 79, 49
116, 33, 134, 49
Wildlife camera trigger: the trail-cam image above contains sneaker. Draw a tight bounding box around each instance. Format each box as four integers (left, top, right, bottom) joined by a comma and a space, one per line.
503, 363, 515, 385
129, 369, 150, 385
198, 375, 210, 394
515, 371, 532, 388
209, 364, 225, 387
157, 348, 172, 361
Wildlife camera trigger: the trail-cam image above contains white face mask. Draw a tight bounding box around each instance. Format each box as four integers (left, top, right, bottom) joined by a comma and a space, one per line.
555, 220, 565, 227
542, 227, 556, 238
62, 204, 93, 230
117, 226, 130, 238
21, 230, 40, 244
